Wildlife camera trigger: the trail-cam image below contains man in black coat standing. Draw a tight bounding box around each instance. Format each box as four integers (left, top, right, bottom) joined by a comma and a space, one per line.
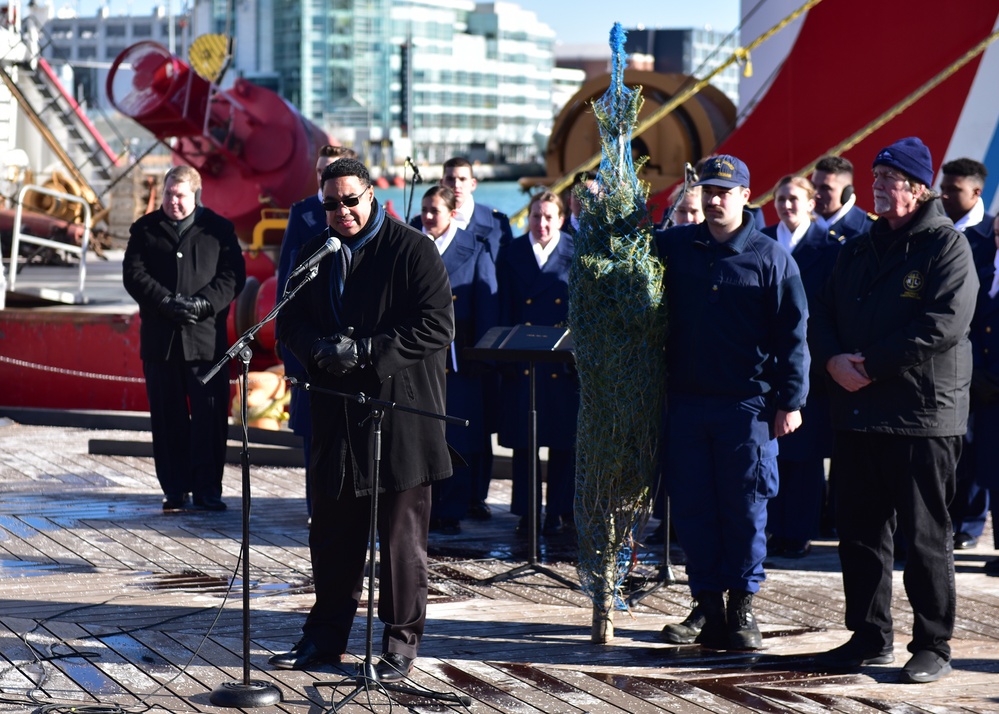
123, 165, 246, 512
810, 138, 979, 683
270, 159, 455, 682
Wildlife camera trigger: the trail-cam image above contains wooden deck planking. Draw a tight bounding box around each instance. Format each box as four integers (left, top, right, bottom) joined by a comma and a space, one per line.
2, 422, 999, 712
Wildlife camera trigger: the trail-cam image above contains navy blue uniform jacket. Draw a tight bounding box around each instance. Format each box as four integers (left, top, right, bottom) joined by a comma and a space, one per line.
826, 204, 874, 242
441, 227, 499, 454
496, 231, 579, 449
656, 211, 810, 412
276, 194, 327, 433
762, 221, 843, 458
411, 201, 513, 260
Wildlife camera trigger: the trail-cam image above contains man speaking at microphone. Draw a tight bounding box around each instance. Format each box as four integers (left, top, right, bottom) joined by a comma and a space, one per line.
271, 158, 455, 682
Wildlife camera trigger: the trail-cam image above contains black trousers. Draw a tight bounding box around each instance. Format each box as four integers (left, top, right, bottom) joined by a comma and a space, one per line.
305, 481, 431, 659
142, 355, 229, 501
833, 430, 959, 658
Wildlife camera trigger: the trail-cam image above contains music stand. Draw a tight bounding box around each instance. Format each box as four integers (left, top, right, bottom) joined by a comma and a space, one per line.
464, 325, 578, 589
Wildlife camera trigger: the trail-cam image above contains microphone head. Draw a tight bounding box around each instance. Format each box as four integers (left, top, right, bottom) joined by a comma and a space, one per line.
325, 234, 342, 252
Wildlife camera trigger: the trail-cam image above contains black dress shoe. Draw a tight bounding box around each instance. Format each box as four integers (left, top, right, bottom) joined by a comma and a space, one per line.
438, 517, 461, 535
268, 638, 340, 670
646, 523, 665, 545
900, 649, 952, 683
162, 493, 190, 512
782, 539, 811, 558
954, 531, 978, 550
468, 501, 492, 520
375, 652, 414, 682
814, 638, 894, 670
192, 496, 227, 512
515, 516, 540, 537
543, 514, 565, 536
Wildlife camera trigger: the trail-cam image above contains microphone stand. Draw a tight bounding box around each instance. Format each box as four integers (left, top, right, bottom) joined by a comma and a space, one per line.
656, 162, 695, 232
198, 266, 322, 709
403, 157, 422, 225
299, 381, 471, 712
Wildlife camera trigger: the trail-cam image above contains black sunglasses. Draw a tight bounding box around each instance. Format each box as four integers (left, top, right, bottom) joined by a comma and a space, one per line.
323, 188, 368, 211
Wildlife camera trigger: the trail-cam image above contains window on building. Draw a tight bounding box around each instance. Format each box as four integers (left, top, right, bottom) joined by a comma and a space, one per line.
106, 24, 125, 37
133, 23, 151, 37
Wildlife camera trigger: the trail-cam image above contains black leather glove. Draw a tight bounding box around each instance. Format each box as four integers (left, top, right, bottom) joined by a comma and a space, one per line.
184, 295, 214, 321
311, 327, 371, 377
157, 295, 196, 325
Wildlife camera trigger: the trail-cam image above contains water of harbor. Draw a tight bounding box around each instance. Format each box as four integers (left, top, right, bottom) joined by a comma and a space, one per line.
374, 179, 535, 230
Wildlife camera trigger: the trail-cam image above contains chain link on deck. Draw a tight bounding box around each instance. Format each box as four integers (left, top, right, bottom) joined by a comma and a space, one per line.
0, 353, 238, 385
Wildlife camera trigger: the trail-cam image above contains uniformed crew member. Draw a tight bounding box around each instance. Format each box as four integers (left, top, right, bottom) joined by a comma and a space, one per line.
496, 190, 578, 537
655, 155, 809, 651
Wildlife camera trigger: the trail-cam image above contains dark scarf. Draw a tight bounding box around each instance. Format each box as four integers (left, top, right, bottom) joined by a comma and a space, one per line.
329, 199, 386, 327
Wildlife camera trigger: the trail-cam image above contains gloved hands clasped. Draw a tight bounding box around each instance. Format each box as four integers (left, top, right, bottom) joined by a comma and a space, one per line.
158, 295, 214, 325
312, 327, 371, 377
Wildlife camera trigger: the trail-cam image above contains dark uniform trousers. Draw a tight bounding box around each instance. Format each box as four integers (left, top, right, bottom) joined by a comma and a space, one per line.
664, 393, 778, 595
833, 430, 958, 658
511, 447, 575, 518
305, 480, 432, 659
143, 353, 229, 501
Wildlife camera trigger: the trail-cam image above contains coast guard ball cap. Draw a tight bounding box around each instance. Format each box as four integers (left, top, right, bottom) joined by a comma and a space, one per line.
872, 137, 934, 187
695, 155, 750, 189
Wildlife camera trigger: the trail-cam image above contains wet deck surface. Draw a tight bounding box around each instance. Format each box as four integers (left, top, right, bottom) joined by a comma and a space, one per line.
1, 420, 999, 713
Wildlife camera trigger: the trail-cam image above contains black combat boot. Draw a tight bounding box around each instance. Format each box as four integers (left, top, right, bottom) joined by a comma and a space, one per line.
727, 589, 763, 650
659, 602, 705, 644
693, 591, 728, 649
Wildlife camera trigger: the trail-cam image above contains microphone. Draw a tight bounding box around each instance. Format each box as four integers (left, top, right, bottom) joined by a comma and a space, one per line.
287, 232, 341, 280
684, 162, 696, 182
406, 156, 422, 184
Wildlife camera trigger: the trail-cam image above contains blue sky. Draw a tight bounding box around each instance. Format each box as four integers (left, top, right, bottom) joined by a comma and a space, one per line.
68, 1, 741, 44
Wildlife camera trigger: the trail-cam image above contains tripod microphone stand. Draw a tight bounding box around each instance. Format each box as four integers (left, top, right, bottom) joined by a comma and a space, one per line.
198, 265, 322, 708
298, 382, 472, 711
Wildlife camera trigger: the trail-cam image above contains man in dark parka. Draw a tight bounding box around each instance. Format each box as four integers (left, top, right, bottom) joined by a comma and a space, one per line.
811, 138, 978, 684
270, 158, 454, 682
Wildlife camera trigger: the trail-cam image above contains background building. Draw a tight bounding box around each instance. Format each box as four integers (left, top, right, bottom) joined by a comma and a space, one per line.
623, 27, 739, 106
557, 26, 740, 109
46, 3, 783, 170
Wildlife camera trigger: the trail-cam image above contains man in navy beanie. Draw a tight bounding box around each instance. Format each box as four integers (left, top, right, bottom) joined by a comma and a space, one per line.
810, 137, 978, 683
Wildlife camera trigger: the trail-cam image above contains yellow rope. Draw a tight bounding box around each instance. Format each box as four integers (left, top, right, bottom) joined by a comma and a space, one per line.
752, 26, 999, 208
509, 0, 826, 227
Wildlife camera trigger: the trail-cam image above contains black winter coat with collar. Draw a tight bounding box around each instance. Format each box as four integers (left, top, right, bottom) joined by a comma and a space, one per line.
810, 198, 978, 436
123, 206, 246, 363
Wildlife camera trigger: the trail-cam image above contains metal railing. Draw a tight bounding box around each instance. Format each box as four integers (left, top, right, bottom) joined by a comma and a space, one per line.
8, 184, 93, 302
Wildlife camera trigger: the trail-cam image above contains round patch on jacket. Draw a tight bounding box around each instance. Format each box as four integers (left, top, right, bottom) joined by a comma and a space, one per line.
901, 270, 924, 298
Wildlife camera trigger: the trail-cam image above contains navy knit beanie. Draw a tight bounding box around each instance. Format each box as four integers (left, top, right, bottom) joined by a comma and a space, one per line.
872, 137, 934, 187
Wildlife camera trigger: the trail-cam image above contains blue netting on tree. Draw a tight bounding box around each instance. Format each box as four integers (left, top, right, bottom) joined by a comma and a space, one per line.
568, 23, 668, 618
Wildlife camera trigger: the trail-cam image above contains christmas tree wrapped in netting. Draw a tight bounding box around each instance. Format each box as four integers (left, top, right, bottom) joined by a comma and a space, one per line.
568, 23, 668, 642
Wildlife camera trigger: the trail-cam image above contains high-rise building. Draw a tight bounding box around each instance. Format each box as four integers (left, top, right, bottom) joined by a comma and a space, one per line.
623, 28, 739, 107
41, 0, 584, 166
43, 5, 195, 111
228, 0, 582, 165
